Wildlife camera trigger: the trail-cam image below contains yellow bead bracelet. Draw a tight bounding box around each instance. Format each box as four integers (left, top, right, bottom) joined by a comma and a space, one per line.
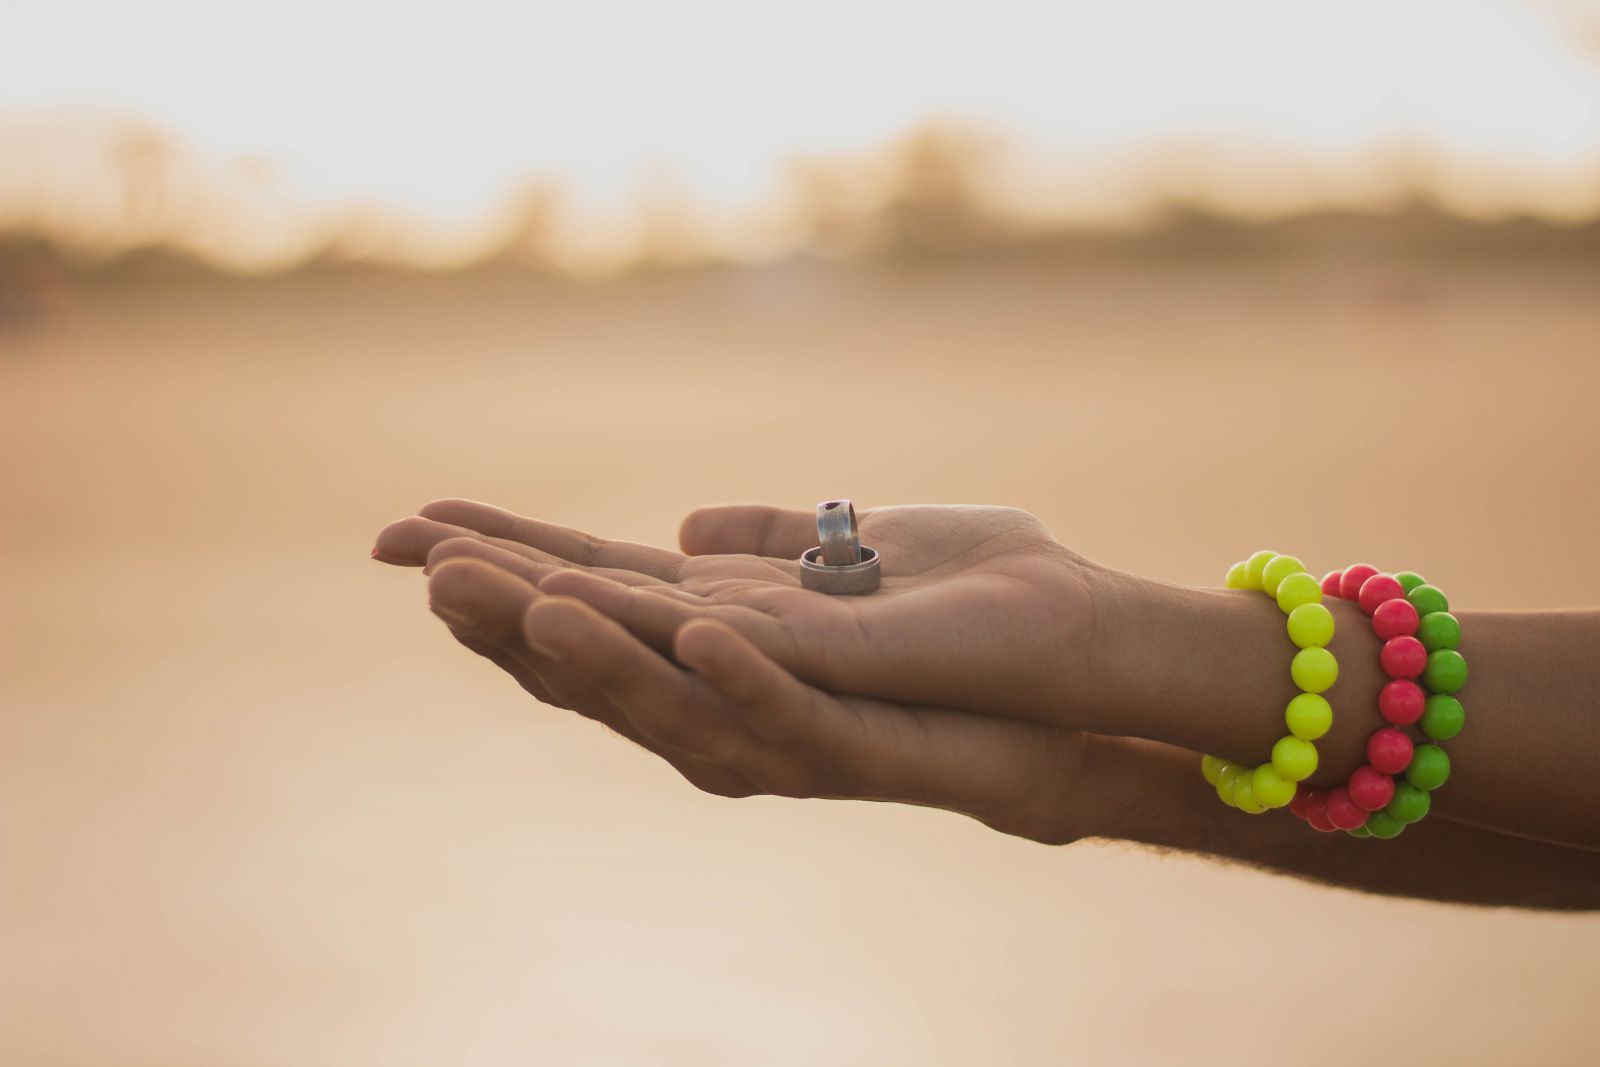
1202, 550, 1339, 813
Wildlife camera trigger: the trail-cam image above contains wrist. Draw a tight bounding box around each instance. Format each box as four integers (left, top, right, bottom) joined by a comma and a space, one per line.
1079, 567, 1381, 786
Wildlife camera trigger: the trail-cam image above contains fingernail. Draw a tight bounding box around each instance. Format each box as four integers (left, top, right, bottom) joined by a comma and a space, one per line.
526, 635, 564, 663
429, 602, 474, 631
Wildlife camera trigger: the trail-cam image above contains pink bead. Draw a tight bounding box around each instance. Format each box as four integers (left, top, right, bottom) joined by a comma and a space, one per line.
1380, 635, 1427, 679
1367, 728, 1415, 775
1339, 563, 1379, 601
1320, 570, 1345, 597
1325, 787, 1369, 830
1348, 765, 1397, 811
1358, 573, 1405, 615
1306, 808, 1339, 833
1288, 786, 1314, 819
1372, 597, 1419, 640
1378, 679, 1426, 725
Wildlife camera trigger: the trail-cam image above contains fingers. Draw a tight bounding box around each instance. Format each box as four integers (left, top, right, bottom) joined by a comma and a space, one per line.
428, 560, 756, 797
427, 536, 669, 591
421, 499, 686, 580
522, 596, 755, 766
678, 505, 818, 558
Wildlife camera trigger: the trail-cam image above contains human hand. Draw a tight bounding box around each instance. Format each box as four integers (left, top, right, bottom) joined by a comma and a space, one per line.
403, 549, 1102, 844
373, 499, 1115, 731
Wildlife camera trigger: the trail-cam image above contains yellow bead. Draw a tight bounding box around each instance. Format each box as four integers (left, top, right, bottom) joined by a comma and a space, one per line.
1232, 775, 1266, 814
1201, 754, 1227, 785
1275, 571, 1322, 614
1224, 561, 1251, 589
1284, 692, 1333, 740
1286, 602, 1335, 649
1271, 735, 1319, 781
1260, 554, 1306, 596
1290, 647, 1339, 693
1215, 764, 1242, 806
1242, 550, 1276, 591
1251, 763, 1298, 808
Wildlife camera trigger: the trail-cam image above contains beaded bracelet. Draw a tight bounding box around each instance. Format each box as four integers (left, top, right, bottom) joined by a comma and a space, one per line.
1201, 550, 1339, 813
1289, 567, 1466, 840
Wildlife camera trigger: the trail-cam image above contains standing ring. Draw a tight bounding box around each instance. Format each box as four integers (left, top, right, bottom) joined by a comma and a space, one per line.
800, 499, 881, 594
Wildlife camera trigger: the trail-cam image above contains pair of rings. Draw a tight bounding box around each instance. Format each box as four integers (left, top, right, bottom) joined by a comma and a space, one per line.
799, 499, 881, 594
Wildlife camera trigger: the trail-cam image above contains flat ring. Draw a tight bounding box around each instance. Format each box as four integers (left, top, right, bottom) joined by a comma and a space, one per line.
799, 545, 881, 595
816, 499, 863, 567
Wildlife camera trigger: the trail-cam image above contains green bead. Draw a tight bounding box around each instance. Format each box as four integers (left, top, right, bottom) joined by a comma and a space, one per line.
1395, 571, 1427, 595
1225, 561, 1251, 589
1290, 647, 1339, 694
1286, 603, 1335, 649
1261, 554, 1306, 597
1423, 649, 1468, 693
1420, 694, 1465, 741
1216, 764, 1242, 806
1271, 735, 1319, 782
1284, 692, 1333, 740
1387, 782, 1432, 824
1417, 611, 1461, 652
1346, 826, 1372, 838
1251, 763, 1298, 808
1406, 744, 1452, 791
1276, 572, 1322, 614
1407, 583, 1450, 618
1243, 550, 1277, 591
1201, 754, 1227, 785
1233, 775, 1266, 814
1366, 810, 1406, 839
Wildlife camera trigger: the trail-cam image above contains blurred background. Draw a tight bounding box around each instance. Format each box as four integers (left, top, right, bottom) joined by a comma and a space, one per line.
4, 1, 1600, 1063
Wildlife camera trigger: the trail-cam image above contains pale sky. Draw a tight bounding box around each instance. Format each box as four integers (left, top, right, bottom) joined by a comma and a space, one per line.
3, 0, 1598, 265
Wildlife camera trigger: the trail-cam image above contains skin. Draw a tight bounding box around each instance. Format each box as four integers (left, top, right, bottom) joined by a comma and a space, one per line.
372, 499, 1600, 909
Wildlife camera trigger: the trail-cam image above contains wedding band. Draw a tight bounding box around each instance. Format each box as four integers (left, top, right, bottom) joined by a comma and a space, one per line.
800, 545, 881, 594
816, 499, 863, 567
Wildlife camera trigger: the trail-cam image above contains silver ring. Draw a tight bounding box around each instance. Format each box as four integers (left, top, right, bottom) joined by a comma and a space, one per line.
816, 499, 863, 567
800, 545, 881, 595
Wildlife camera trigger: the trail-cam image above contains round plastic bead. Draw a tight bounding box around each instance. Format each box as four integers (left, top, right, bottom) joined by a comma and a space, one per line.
1348, 765, 1396, 811
1306, 807, 1339, 833
1367, 728, 1415, 775
1417, 610, 1461, 652
1387, 782, 1432, 824
1358, 573, 1406, 615
1284, 692, 1333, 740
1406, 583, 1450, 619
1288, 790, 1310, 819
1372, 597, 1420, 641
1290, 647, 1339, 693
1271, 735, 1319, 781
1243, 550, 1278, 591
1424, 649, 1468, 694
1320, 569, 1344, 597
1325, 787, 1369, 830
1365, 810, 1406, 839
1232, 775, 1266, 814
1378, 680, 1425, 726
1251, 764, 1298, 809
1338, 563, 1380, 601
1261, 555, 1307, 597
1380, 636, 1427, 680
1201, 754, 1227, 785
1215, 764, 1242, 806
1346, 825, 1372, 838
1395, 571, 1427, 595
1275, 571, 1322, 614
1224, 561, 1250, 589
1406, 745, 1451, 791
1420, 693, 1466, 741
1287, 603, 1335, 649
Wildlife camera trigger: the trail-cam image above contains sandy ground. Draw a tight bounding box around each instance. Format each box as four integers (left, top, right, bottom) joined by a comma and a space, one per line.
3, 257, 1600, 1065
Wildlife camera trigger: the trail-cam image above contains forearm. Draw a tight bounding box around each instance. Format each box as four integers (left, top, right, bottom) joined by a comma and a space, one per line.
1085, 737, 1600, 909
1085, 570, 1600, 848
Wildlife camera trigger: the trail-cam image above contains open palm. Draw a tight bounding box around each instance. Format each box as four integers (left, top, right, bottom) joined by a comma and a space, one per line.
374, 498, 1102, 725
